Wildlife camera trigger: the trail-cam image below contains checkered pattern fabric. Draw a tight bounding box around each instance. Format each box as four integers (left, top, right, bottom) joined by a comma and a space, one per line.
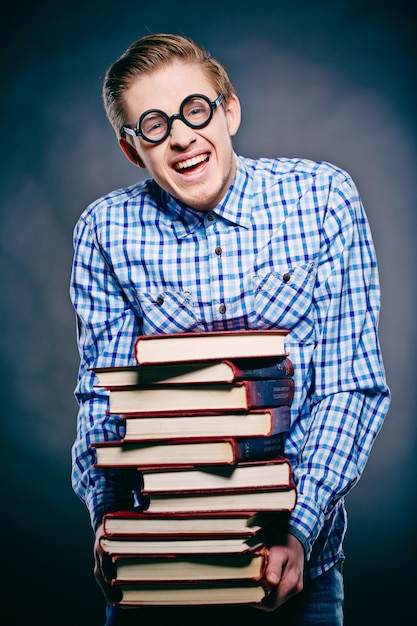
70, 154, 390, 578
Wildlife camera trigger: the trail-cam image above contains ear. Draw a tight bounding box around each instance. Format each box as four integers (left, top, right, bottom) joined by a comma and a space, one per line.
119, 137, 146, 168
225, 94, 241, 137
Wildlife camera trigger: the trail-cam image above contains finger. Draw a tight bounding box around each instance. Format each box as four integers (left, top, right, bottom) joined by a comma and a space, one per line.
264, 554, 284, 586
94, 553, 122, 604
275, 570, 303, 607
250, 585, 279, 612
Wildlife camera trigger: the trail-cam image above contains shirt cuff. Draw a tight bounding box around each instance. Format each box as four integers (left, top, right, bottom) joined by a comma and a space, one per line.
84, 468, 137, 531
288, 496, 325, 560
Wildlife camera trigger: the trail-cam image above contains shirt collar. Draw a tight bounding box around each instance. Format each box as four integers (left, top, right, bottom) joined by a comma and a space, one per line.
215, 154, 253, 229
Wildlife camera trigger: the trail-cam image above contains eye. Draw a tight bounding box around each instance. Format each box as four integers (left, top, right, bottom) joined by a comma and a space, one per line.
141, 112, 167, 137
184, 98, 210, 122
189, 104, 206, 117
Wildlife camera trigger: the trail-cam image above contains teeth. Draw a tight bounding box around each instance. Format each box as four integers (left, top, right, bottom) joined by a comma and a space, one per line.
175, 154, 208, 171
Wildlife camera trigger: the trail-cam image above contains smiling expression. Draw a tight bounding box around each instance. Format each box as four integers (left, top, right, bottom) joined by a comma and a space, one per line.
119, 61, 241, 212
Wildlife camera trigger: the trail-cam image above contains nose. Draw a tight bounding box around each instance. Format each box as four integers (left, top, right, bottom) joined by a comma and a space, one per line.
169, 117, 196, 148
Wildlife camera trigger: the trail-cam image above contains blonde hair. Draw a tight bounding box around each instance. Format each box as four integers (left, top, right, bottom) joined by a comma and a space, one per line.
102, 33, 236, 136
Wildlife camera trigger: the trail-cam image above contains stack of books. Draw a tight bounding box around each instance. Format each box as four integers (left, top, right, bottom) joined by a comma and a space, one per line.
91, 329, 297, 607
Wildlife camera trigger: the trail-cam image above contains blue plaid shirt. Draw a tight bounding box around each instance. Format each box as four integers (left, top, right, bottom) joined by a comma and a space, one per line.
70, 154, 390, 578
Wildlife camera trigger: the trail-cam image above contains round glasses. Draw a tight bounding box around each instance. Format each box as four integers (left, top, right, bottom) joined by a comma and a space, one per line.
122, 93, 224, 144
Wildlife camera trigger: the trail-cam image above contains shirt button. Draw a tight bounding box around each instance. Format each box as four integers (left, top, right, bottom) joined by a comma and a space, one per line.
282, 272, 291, 283
219, 304, 227, 314
156, 296, 164, 306
215, 246, 222, 256
207, 213, 214, 221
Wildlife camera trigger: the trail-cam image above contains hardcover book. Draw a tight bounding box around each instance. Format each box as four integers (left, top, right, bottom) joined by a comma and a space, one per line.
100, 534, 265, 556
111, 549, 268, 583
141, 458, 292, 495
93, 356, 294, 387
134, 329, 289, 365
134, 484, 297, 514
102, 510, 272, 539
107, 378, 295, 415
92, 433, 285, 468
122, 406, 291, 442
115, 580, 269, 606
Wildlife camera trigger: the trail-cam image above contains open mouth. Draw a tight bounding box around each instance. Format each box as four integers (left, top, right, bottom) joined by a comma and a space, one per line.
174, 153, 209, 173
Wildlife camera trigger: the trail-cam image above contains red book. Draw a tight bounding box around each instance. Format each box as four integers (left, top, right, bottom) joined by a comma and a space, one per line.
92, 433, 286, 469
107, 378, 295, 415
134, 329, 289, 365
102, 510, 268, 539
93, 357, 294, 388
100, 533, 266, 557
110, 548, 269, 584
138, 485, 297, 515
140, 458, 293, 495
114, 579, 270, 607
122, 406, 291, 442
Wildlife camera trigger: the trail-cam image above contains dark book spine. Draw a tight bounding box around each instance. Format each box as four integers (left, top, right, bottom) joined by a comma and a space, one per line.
269, 406, 291, 435
237, 357, 294, 380
234, 433, 285, 462
247, 379, 295, 408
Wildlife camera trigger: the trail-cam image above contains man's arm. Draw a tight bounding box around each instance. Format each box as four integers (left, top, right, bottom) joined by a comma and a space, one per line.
286, 173, 390, 563
70, 210, 140, 532
259, 172, 390, 608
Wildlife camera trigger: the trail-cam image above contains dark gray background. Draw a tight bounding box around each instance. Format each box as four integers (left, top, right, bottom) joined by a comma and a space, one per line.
1, 1, 415, 624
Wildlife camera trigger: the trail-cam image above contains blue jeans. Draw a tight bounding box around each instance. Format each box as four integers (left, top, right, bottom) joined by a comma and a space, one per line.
105, 559, 344, 625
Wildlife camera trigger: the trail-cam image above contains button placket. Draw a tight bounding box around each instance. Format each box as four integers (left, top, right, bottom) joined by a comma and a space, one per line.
204, 213, 229, 319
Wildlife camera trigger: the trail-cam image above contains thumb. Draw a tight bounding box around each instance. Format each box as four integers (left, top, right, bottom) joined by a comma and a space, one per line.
265, 551, 285, 586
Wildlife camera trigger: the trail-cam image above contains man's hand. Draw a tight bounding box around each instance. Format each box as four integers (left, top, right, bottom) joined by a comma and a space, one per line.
93, 522, 304, 610
257, 533, 305, 611
93, 522, 122, 604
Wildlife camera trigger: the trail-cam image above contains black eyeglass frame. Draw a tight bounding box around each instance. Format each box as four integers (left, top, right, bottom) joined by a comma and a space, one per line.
121, 93, 225, 144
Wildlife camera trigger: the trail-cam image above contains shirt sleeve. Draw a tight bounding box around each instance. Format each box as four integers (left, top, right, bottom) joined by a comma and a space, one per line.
287, 172, 391, 559
70, 211, 141, 531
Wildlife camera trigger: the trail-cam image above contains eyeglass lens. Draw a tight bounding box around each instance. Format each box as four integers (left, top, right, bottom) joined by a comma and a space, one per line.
140, 95, 214, 142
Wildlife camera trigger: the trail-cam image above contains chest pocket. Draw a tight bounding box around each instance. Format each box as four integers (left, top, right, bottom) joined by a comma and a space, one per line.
250, 263, 316, 344
136, 291, 203, 335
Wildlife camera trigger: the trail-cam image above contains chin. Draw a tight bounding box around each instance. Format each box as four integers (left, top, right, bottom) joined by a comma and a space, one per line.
190, 198, 218, 212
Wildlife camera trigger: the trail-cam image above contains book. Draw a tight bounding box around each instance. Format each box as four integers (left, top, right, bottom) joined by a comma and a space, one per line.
92, 433, 285, 468
134, 485, 297, 514
111, 549, 268, 583
102, 510, 271, 539
122, 406, 291, 442
115, 580, 269, 606
103, 510, 266, 539
100, 534, 265, 556
107, 378, 295, 415
134, 329, 289, 365
93, 356, 294, 387
141, 458, 292, 495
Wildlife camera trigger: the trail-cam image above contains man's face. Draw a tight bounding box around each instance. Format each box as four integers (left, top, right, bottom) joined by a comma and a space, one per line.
119, 61, 241, 212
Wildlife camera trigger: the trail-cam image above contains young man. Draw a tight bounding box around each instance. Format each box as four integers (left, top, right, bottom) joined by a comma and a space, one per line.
70, 33, 390, 625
